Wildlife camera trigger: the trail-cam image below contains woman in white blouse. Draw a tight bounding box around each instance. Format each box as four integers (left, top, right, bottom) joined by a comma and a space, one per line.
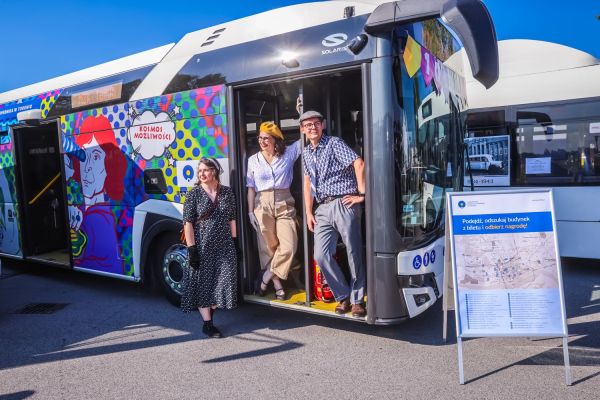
246, 121, 301, 300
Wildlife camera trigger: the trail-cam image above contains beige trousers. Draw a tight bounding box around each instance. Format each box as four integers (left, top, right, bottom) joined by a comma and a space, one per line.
254, 189, 297, 280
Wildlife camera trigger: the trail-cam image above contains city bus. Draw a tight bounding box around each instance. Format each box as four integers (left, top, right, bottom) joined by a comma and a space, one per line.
0, 0, 498, 324
464, 39, 600, 259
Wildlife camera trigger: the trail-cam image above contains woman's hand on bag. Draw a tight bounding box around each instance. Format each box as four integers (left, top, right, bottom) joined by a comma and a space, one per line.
187, 245, 200, 270
248, 212, 259, 231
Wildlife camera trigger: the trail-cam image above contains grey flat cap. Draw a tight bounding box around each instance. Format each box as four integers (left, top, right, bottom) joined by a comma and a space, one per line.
299, 110, 324, 124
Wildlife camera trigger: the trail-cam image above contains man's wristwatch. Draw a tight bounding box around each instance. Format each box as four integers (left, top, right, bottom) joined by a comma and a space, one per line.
357, 192, 365, 197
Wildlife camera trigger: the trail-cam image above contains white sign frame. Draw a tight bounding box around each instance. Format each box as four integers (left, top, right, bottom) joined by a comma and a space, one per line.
444, 188, 571, 385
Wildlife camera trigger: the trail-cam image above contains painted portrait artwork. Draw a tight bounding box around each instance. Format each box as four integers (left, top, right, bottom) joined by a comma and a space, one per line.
61, 85, 229, 276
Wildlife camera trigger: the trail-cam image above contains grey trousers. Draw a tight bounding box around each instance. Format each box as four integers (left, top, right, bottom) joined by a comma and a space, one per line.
313, 198, 365, 304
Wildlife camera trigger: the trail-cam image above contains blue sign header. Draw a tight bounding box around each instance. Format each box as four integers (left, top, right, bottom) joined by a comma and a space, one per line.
452, 211, 554, 235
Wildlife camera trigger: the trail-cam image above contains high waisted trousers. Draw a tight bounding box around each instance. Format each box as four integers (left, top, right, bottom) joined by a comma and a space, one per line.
254, 189, 298, 280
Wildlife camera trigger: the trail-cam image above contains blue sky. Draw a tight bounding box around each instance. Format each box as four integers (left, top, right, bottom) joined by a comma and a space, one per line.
0, 0, 598, 93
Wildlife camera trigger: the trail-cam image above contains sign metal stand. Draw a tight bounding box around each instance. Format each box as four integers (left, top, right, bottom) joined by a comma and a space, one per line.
442, 211, 453, 343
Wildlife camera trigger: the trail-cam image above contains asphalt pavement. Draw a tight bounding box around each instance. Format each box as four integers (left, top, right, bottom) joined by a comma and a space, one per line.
0, 258, 598, 400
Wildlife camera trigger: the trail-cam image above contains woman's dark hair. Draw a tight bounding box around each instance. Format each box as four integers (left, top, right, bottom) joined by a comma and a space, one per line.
273, 138, 286, 157
196, 158, 223, 185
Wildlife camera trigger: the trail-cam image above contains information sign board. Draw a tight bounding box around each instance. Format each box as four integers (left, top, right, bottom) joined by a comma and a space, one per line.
445, 189, 571, 384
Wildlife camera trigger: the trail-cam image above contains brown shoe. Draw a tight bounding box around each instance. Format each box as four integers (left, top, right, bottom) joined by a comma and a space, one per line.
335, 298, 351, 314
351, 303, 366, 318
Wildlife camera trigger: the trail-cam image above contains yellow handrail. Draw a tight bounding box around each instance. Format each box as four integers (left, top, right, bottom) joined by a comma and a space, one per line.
28, 173, 61, 205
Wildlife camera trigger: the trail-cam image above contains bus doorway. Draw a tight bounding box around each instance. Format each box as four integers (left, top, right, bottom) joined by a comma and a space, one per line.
12, 122, 69, 265
235, 68, 365, 320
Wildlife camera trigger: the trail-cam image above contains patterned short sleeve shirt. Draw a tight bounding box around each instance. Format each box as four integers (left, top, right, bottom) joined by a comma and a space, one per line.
302, 135, 359, 202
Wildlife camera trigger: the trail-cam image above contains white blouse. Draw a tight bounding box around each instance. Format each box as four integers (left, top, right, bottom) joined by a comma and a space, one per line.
246, 140, 301, 191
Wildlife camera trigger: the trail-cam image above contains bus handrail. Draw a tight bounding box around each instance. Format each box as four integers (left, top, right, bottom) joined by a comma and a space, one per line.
28, 173, 61, 205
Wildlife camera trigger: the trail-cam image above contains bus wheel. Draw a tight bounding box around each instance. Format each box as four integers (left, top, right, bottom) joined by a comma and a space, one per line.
154, 235, 186, 306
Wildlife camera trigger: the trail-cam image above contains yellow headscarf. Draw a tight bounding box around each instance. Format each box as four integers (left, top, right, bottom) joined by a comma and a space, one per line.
259, 121, 284, 140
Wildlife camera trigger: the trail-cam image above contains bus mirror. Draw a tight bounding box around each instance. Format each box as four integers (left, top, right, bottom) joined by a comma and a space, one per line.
441, 0, 499, 88
364, 0, 499, 89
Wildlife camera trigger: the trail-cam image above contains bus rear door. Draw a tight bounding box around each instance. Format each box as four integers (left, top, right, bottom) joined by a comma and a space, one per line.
12, 122, 69, 266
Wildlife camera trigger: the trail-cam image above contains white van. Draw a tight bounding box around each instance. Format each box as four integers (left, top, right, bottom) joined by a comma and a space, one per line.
467, 154, 503, 171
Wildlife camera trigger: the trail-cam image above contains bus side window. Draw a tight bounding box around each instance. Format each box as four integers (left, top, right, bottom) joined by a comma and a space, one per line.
143, 169, 168, 194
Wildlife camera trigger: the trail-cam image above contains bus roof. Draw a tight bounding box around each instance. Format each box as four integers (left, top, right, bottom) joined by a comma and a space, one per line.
131, 1, 377, 99
465, 39, 600, 109
0, 44, 174, 104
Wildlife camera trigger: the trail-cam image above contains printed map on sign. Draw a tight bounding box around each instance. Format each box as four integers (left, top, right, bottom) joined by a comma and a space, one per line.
455, 232, 559, 290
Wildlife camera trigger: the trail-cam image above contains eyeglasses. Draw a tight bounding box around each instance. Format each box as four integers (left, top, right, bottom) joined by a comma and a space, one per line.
257, 136, 272, 142
302, 121, 322, 129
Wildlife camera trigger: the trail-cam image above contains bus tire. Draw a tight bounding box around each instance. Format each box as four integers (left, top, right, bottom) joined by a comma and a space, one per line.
153, 232, 186, 306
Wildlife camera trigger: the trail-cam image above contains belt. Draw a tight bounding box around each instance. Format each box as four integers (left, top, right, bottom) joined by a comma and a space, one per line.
317, 195, 345, 205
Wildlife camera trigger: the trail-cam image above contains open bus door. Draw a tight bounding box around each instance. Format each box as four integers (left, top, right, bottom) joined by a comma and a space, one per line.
12, 122, 69, 266
234, 70, 365, 318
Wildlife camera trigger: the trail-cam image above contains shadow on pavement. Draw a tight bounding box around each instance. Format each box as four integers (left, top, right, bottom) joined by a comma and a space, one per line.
460, 258, 600, 385
465, 340, 600, 386
0, 257, 597, 373
202, 331, 304, 363
0, 390, 36, 400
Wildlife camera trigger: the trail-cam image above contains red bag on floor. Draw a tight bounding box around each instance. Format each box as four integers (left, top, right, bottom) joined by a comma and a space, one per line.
313, 260, 335, 303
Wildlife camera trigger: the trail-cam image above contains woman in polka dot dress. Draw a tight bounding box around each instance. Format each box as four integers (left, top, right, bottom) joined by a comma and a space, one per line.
181, 158, 237, 338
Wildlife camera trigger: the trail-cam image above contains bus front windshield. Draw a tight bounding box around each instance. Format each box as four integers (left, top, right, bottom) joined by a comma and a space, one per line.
393, 22, 466, 247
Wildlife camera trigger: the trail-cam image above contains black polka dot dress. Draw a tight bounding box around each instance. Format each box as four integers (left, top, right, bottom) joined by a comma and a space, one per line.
181, 184, 238, 312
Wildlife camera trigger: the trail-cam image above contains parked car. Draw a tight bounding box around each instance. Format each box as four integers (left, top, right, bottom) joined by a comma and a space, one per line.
467, 154, 503, 171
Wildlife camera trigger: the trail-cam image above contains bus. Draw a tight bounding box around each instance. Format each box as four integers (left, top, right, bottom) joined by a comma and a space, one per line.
0, 0, 498, 324
465, 39, 600, 259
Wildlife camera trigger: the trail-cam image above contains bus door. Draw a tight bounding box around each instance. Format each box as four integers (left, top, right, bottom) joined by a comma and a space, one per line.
235, 68, 365, 318
234, 89, 286, 294
12, 122, 69, 265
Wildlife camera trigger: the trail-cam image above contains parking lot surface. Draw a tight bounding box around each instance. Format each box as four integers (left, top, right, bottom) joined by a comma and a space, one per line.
0, 259, 598, 400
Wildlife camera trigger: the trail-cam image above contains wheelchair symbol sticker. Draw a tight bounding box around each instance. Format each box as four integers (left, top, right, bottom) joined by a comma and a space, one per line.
413, 255, 422, 269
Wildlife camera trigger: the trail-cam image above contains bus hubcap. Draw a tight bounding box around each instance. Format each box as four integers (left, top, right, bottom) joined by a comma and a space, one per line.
162, 244, 187, 295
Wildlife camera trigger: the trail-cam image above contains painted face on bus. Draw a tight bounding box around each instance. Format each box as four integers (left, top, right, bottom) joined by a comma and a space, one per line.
80, 137, 107, 201
301, 117, 324, 144
257, 132, 275, 153
197, 162, 217, 185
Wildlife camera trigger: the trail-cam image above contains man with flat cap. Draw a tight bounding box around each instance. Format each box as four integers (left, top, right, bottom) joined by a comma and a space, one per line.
300, 110, 366, 317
